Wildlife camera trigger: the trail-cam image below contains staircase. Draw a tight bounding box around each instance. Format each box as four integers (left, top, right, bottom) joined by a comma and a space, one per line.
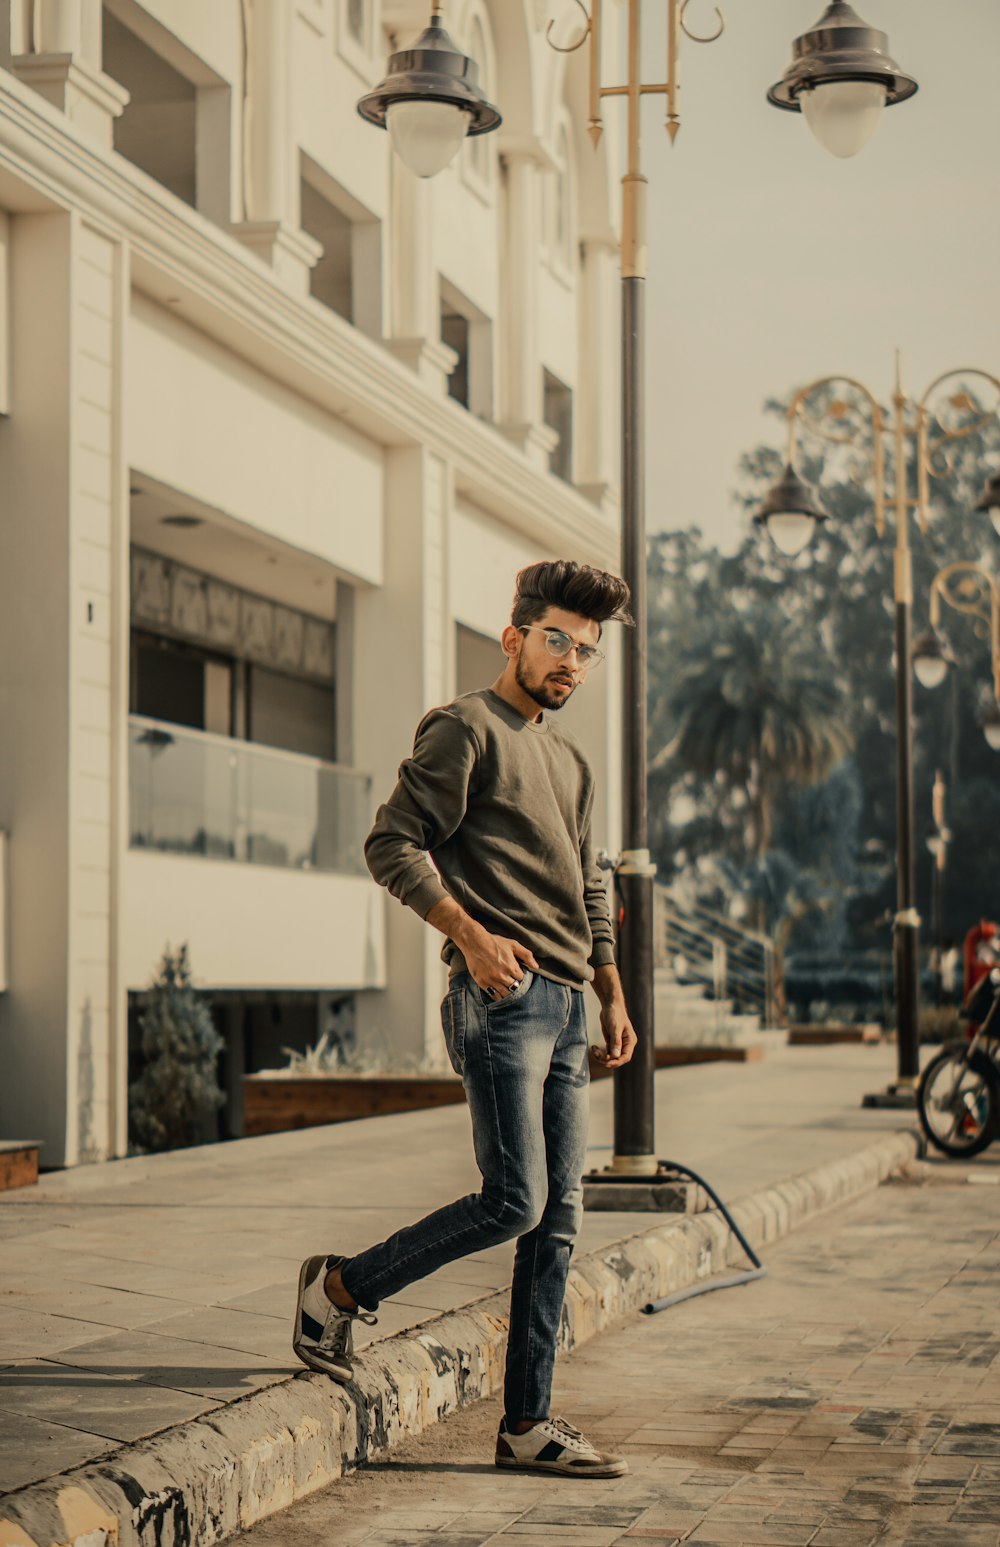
653, 889, 779, 1055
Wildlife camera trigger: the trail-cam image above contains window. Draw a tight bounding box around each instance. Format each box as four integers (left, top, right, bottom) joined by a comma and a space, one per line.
441, 303, 470, 409
130, 549, 337, 760
544, 370, 574, 483
465, 14, 494, 190
346, 0, 366, 46
102, 5, 230, 223
440, 280, 493, 420
300, 156, 382, 336
301, 178, 354, 323
550, 123, 574, 272
104, 8, 196, 206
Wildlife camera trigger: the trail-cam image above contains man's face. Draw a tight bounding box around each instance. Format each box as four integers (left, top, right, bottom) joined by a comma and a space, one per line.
513, 607, 601, 713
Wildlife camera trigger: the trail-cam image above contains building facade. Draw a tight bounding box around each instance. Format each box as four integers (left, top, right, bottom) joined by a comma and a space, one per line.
0, 0, 623, 1166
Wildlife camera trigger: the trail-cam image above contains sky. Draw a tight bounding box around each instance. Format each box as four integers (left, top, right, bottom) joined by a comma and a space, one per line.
626, 0, 1000, 552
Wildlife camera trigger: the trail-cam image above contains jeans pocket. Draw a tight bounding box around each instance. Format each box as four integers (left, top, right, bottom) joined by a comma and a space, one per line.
480, 968, 535, 1010
441, 983, 468, 1075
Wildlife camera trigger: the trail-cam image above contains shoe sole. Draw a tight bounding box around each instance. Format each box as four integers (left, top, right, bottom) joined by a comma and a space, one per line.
292, 1255, 353, 1383
494, 1457, 628, 1478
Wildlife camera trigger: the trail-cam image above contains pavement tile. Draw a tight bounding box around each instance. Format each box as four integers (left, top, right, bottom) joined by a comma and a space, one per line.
0, 1407, 116, 1493
0, 1357, 222, 1442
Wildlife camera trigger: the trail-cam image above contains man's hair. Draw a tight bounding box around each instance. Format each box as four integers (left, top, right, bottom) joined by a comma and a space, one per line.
511, 561, 634, 634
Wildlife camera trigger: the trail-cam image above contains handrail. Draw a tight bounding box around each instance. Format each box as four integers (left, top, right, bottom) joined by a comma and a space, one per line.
655, 887, 778, 1028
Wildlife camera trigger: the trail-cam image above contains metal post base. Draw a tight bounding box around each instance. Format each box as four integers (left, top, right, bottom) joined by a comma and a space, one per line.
582, 1163, 700, 1213
861, 1082, 918, 1110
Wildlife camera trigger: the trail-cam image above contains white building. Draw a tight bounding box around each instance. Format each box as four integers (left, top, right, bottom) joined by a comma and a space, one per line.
0, 0, 624, 1167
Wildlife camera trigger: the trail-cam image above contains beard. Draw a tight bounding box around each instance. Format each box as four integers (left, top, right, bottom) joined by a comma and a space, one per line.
515, 652, 576, 712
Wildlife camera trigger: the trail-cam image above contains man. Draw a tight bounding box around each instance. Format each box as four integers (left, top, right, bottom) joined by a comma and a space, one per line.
293, 559, 638, 1478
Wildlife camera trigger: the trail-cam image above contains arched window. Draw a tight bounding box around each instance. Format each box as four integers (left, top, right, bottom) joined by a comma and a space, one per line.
464, 10, 495, 191
552, 122, 573, 271
346, 0, 366, 46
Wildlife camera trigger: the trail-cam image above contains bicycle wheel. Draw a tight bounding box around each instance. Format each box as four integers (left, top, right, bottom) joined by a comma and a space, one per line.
918, 1042, 1000, 1159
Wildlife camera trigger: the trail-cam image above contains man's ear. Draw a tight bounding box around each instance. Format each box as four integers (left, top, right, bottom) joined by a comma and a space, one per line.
500, 624, 521, 660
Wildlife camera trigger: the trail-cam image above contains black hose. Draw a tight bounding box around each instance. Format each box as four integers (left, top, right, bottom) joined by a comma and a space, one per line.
639, 1159, 767, 1315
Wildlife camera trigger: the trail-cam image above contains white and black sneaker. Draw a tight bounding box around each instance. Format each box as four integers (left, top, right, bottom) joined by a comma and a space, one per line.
495, 1416, 628, 1478
292, 1254, 377, 1381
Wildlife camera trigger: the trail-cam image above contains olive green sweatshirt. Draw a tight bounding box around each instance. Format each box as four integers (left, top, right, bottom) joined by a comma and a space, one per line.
364, 688, 616, 989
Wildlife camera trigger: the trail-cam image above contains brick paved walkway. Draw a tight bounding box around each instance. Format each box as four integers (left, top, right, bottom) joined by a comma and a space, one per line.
235, 1157, 1000, 1547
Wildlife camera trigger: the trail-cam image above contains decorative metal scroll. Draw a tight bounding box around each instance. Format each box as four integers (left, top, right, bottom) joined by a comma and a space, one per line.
787, 377, 886, 534
917, 369, 1000, 521
932, 562, 997, 643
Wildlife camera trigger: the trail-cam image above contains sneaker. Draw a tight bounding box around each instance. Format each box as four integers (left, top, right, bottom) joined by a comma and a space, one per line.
292, 1254, 377, 1381
495, 1415, 628, 1477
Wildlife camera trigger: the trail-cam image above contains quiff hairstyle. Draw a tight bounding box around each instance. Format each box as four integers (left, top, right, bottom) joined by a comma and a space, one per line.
511, 560, 634, 636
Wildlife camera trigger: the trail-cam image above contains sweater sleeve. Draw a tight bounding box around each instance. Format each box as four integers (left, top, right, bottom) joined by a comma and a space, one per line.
580, 782, 617, 970
364, 709, 479, 921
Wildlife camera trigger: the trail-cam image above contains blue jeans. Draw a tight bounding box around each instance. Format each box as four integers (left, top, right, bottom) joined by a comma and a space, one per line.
339, 969, 590, 1424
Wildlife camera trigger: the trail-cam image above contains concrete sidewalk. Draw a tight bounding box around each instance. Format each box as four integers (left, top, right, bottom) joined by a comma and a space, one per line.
0, 1042, 920, 1540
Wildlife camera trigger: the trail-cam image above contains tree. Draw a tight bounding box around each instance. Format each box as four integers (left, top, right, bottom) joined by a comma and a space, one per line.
648, 385, 1000, 956
653, 605, 852, 858
129, 945, 224, 1152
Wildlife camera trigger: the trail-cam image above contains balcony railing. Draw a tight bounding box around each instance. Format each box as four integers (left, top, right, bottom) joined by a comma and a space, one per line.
129, 716, 372, 877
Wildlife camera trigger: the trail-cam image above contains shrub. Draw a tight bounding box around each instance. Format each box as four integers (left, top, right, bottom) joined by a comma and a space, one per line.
129, 945, 224, 1152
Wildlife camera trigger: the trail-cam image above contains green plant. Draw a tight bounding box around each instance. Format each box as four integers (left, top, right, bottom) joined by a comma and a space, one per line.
128, 945, 224, 1152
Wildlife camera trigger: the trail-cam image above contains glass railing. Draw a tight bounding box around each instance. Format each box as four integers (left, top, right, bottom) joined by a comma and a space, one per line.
129, 716, 372, 877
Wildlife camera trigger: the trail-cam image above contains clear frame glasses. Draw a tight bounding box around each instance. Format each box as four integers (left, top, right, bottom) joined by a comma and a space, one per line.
518, 625, 605, 669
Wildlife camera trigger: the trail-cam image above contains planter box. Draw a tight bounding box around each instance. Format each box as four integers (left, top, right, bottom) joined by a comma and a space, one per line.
243, 1073, 466, 1136
588, 1044, 764, 1081
0, 1141, 40, 1191
787, 1024, 882, 1047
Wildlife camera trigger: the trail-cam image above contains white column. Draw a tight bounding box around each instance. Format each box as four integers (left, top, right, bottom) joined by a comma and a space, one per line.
0, 211, 127, 1165
10, 0, 128, 149
352, 446, 454, 1071
232, 0, 321, 295
577, 231, 621, 513
498, 143, 558, 470
384, 156, 457, 395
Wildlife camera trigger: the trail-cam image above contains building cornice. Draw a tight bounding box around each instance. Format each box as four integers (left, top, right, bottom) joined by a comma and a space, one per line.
0, 74, 619, 568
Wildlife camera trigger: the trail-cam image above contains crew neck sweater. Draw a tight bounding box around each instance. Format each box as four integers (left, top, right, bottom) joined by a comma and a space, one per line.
364, 688, 616, 990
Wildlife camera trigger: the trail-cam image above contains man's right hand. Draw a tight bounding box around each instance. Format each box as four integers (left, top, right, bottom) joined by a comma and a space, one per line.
426, 898, 540, 1000
463, 928, 540, 1001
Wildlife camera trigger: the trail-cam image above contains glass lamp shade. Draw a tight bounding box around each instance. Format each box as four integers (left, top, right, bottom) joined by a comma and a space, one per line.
387, 100, 472, 177
913, 654, 949, 691
766, 512, 817, 557
800, 79, 886, 158
985, 718, 1000, 752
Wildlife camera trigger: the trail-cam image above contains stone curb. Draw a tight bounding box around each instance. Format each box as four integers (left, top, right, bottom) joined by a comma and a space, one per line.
0, 1127, 919, 1547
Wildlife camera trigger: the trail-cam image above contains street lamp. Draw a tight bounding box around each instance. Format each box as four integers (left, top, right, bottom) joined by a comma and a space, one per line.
356, 4, 501, 178
913, 561, 1000, 753
755, 357, 1000, 1105
358, 3, 917, 1185
767, 1, 918, 159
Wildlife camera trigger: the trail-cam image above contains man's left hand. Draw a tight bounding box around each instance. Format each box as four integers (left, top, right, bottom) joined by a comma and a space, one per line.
592, 1002, 638, 1069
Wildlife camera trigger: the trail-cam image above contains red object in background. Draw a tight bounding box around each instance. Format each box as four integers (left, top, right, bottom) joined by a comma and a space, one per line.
963, 919, 999, 1000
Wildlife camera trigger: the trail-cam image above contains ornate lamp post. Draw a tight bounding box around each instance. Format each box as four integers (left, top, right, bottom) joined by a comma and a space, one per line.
755, 359, 1000, 1105
358, 2, 917, 1178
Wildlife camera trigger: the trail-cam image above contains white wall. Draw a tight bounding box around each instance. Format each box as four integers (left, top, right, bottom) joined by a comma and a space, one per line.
126, 295, 385, 586
123, 851, 385, 990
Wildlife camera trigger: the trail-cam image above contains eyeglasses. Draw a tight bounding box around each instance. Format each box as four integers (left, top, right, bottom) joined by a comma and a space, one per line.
518, 625, 605, 669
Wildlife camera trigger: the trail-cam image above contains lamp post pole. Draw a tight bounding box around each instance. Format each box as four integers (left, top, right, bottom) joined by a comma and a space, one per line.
891, 361, 921, 1087
614, 0, 657, 1173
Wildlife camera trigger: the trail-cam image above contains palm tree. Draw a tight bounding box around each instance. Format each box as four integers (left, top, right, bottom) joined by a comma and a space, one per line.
653, 605, 852, 860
